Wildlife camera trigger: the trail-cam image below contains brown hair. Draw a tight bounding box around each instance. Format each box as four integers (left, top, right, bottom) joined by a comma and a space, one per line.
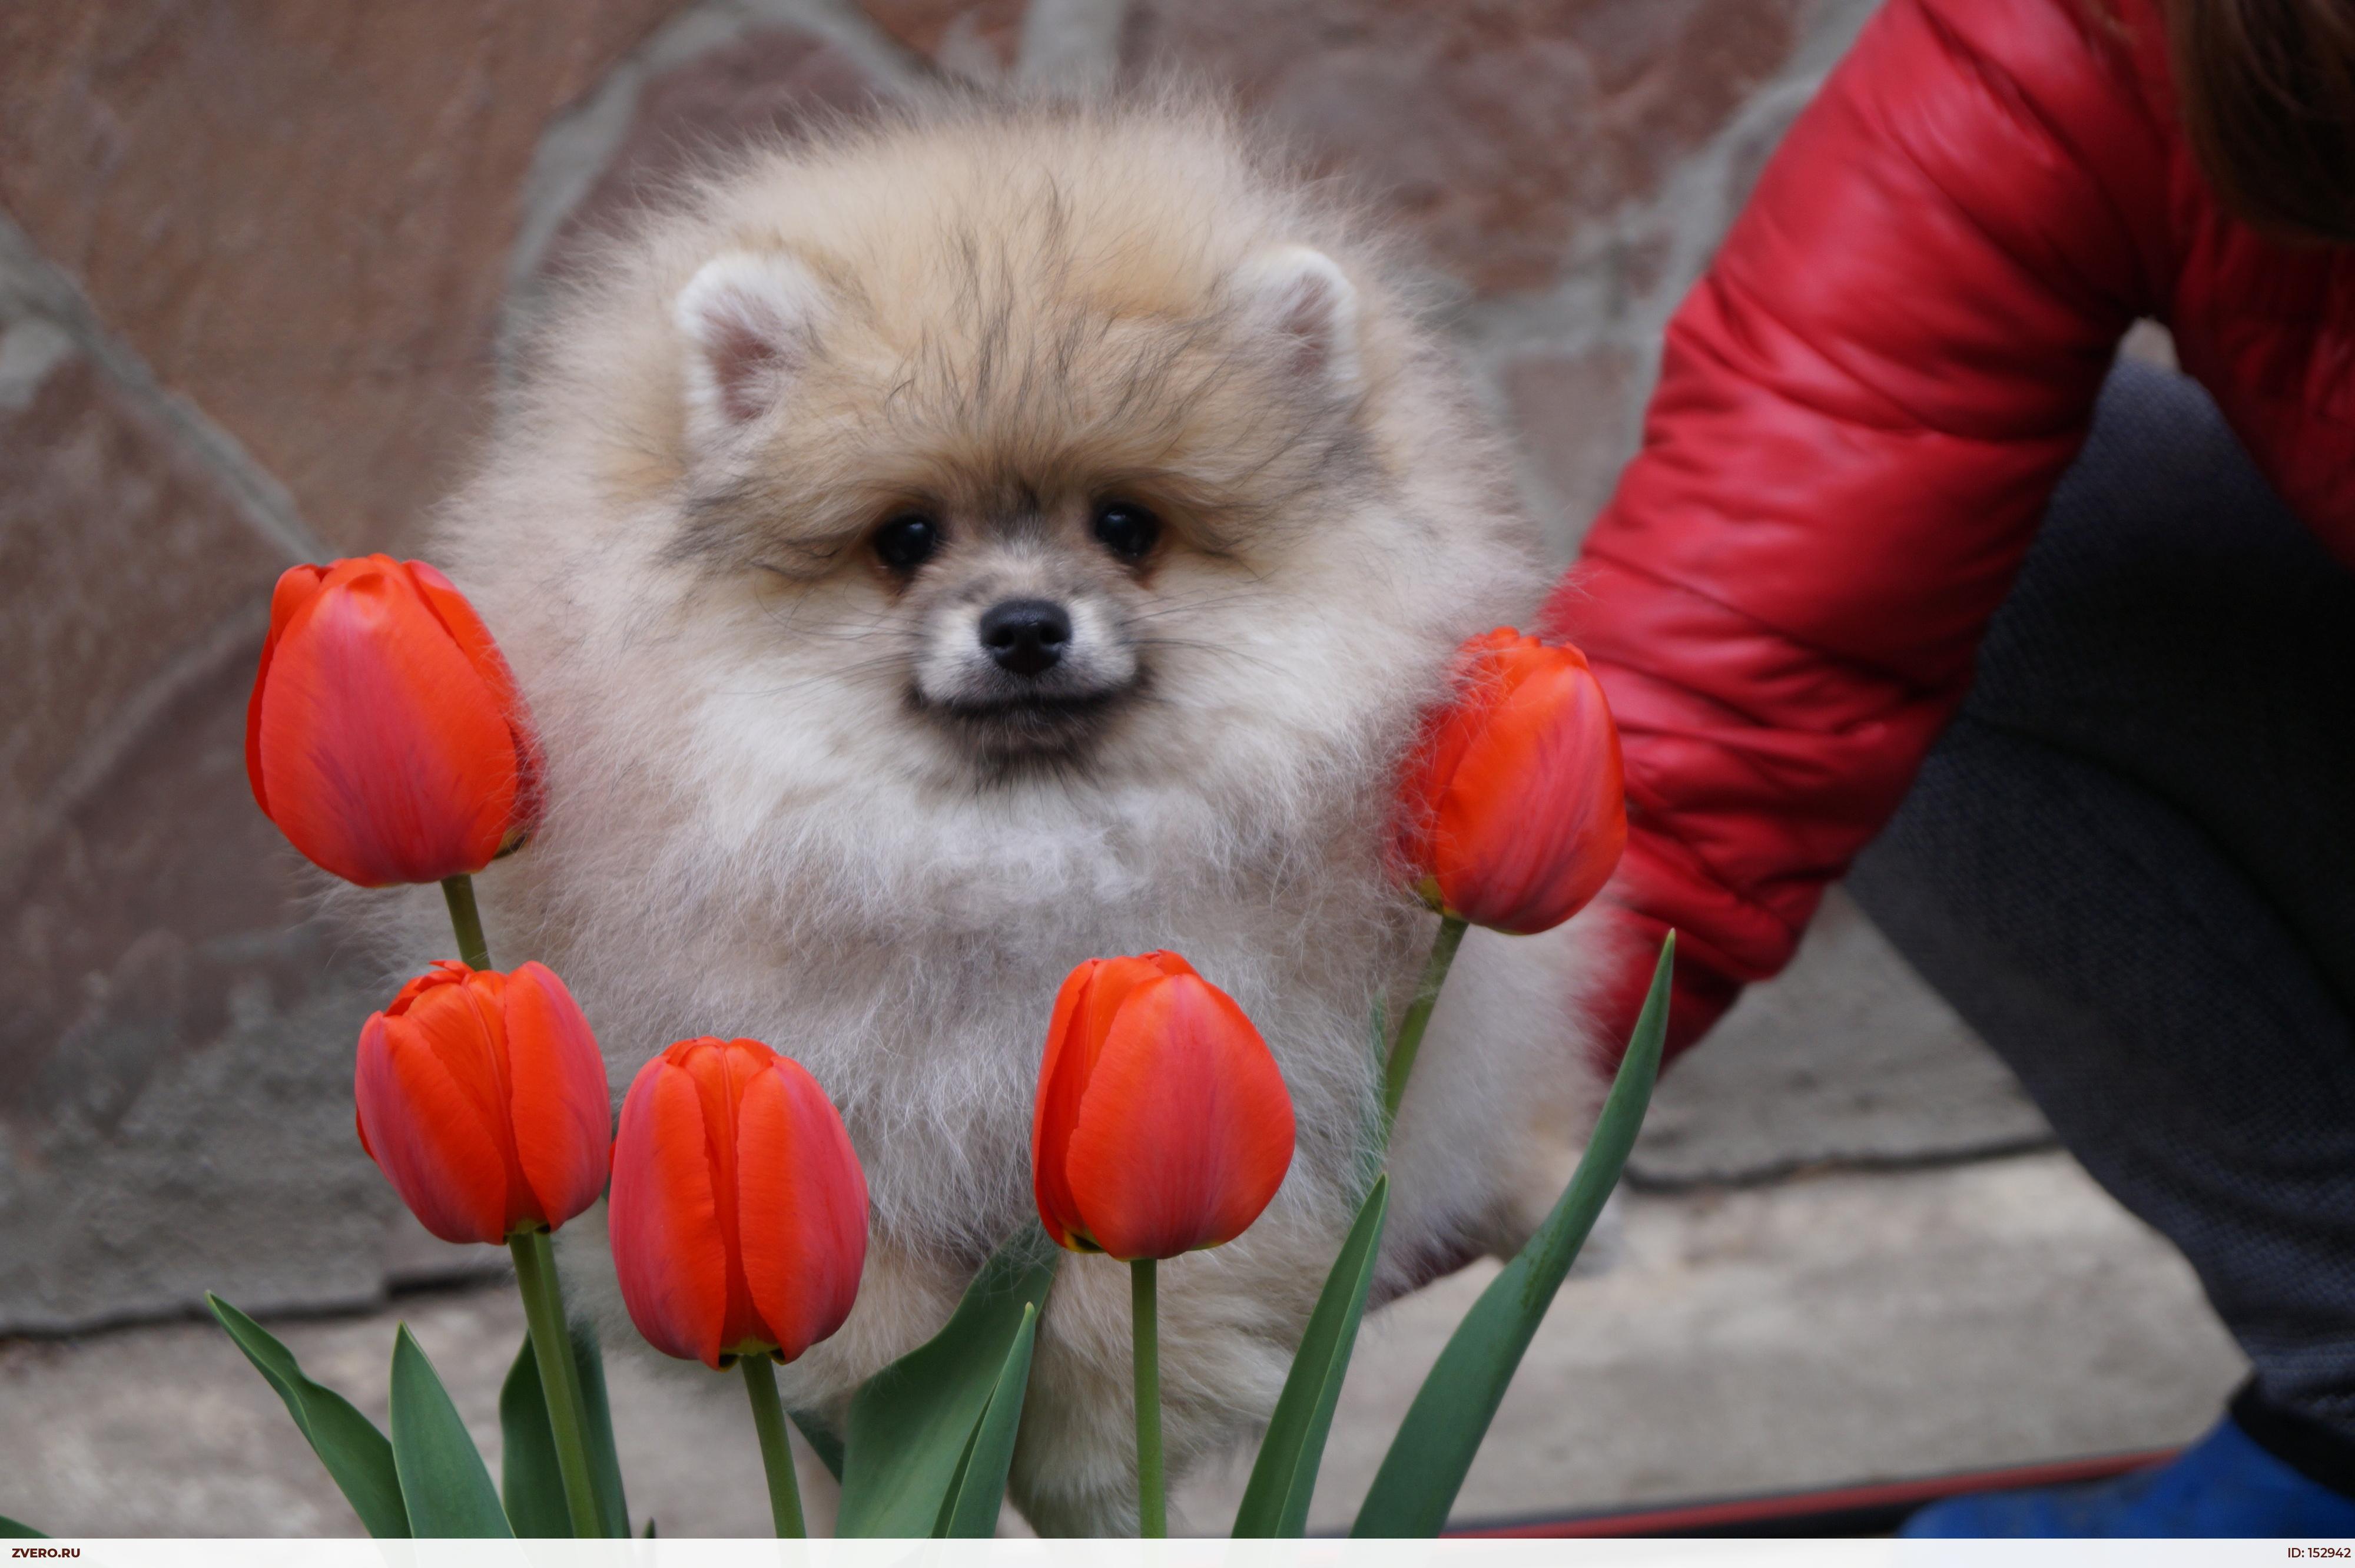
2165, 0, 2355, 243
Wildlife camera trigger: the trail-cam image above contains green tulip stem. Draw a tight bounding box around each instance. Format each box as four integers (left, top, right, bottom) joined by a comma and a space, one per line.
1382, 914, 1470, 1129
441, 874, 493, 971
1131, 1257, 1166, 1537
509, 1230, 604, 1538
739, 1355, 806, 1537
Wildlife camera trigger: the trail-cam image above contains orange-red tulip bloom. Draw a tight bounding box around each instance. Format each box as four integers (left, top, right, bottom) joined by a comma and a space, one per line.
1031, 953, 1295, 1261
354, 960, 612, 1246
247, 555, 542, 887
1396, 628, 1628, 936
609, 1038, 869, 1368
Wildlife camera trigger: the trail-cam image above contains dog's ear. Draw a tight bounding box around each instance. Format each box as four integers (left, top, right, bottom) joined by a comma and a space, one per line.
674, 249, 827, 436
1235, 245, 1363, 399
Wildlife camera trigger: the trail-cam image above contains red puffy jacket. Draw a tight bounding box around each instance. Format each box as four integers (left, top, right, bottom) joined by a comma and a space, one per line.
1546, 0, 2355, 1065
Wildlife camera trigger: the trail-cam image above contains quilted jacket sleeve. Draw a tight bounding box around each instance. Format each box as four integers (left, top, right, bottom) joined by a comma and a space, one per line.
1547, 0, 2170, 1065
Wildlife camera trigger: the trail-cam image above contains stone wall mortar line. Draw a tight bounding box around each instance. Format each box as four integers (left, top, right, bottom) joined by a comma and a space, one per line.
1442, 0, 1880, 552
1451, 0, 1879, 371
0, 211, 333, 571
499, 0, 937, 374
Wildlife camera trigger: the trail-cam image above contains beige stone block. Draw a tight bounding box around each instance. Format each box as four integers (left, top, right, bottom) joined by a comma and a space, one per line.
0, 344, 282, 864
0, 0, 689, 552
1120, 0, 1809, 296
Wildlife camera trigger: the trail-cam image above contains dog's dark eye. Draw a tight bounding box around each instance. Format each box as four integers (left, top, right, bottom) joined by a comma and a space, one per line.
873, 513, 939, 572
1092, 502, 1159, 562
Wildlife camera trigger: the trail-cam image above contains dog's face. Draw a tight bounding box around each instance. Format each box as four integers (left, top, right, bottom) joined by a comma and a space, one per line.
890, 495, 1149, 764
654, 240, 1402, 788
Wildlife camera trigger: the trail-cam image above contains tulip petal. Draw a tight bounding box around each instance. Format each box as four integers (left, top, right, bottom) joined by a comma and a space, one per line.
1031, 954, 1194, 1251
1430, 648, 1626, 934
737, 1059, 868, 1363
669, 1038, 785, 1354
255, 558, 521, 886
356, 1013, 512, 1245
1077, 952, 1186, 1047
1395, 628, 1520, 874
247, 564, 326, 820
1062, 973, 1295, 1260
407, 561, 543, 842
609, 1063, 730, 1367
406, 561, 526, 723
398, 975, 539, 1232
387, 959, 472, 1018
502, 963, 612, 1232
1031, 961, 1102, 1250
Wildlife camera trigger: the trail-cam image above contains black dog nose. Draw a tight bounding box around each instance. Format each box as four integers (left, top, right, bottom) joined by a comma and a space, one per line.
977, 598, 1071, 677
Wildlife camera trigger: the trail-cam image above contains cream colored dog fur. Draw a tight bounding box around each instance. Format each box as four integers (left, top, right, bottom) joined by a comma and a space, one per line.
412, 93, 1604, 1534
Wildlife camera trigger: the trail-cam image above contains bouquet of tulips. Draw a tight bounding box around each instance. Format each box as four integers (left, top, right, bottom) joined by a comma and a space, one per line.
0, 559, 1666, 1542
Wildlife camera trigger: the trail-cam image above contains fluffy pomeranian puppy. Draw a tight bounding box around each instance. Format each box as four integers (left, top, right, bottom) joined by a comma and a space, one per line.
420, 92, 1604, 1533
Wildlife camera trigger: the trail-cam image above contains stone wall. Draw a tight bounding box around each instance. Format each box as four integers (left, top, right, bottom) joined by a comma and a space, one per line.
1, 0, 1886, 1332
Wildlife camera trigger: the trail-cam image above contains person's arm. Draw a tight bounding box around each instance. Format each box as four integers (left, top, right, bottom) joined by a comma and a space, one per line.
1550, 0, 2168, 1063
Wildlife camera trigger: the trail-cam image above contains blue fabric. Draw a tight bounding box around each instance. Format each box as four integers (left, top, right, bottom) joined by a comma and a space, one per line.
1902, 1415, 2355, 1537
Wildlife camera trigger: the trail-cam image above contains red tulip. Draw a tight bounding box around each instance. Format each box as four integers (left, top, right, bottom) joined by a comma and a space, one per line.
247, 555, 542, 887
1031, 952, 1295, 1261
1395, 628, 1628, 935
609, 1038, 868, 1368
354, 960, 612, 1245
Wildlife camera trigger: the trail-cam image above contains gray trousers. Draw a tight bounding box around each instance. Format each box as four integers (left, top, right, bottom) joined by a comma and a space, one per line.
1848, 361, 2355, 1440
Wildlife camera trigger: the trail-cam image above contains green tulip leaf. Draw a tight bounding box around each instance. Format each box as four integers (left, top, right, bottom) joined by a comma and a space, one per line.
497, 1317, 628, 1537
1233, 1173, 1390, 1537
792, 1411, 847, 1483
568, 1317, 631, 1536
497, 1333, 568, 1538
390, 1324, 514, 1538
836, 1223, 1060, 1537
0, 1516, 45, 1539
1351, 933, 1673, 1539
207, 1293, 409, 1537
936, 1302, 1040, 1537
